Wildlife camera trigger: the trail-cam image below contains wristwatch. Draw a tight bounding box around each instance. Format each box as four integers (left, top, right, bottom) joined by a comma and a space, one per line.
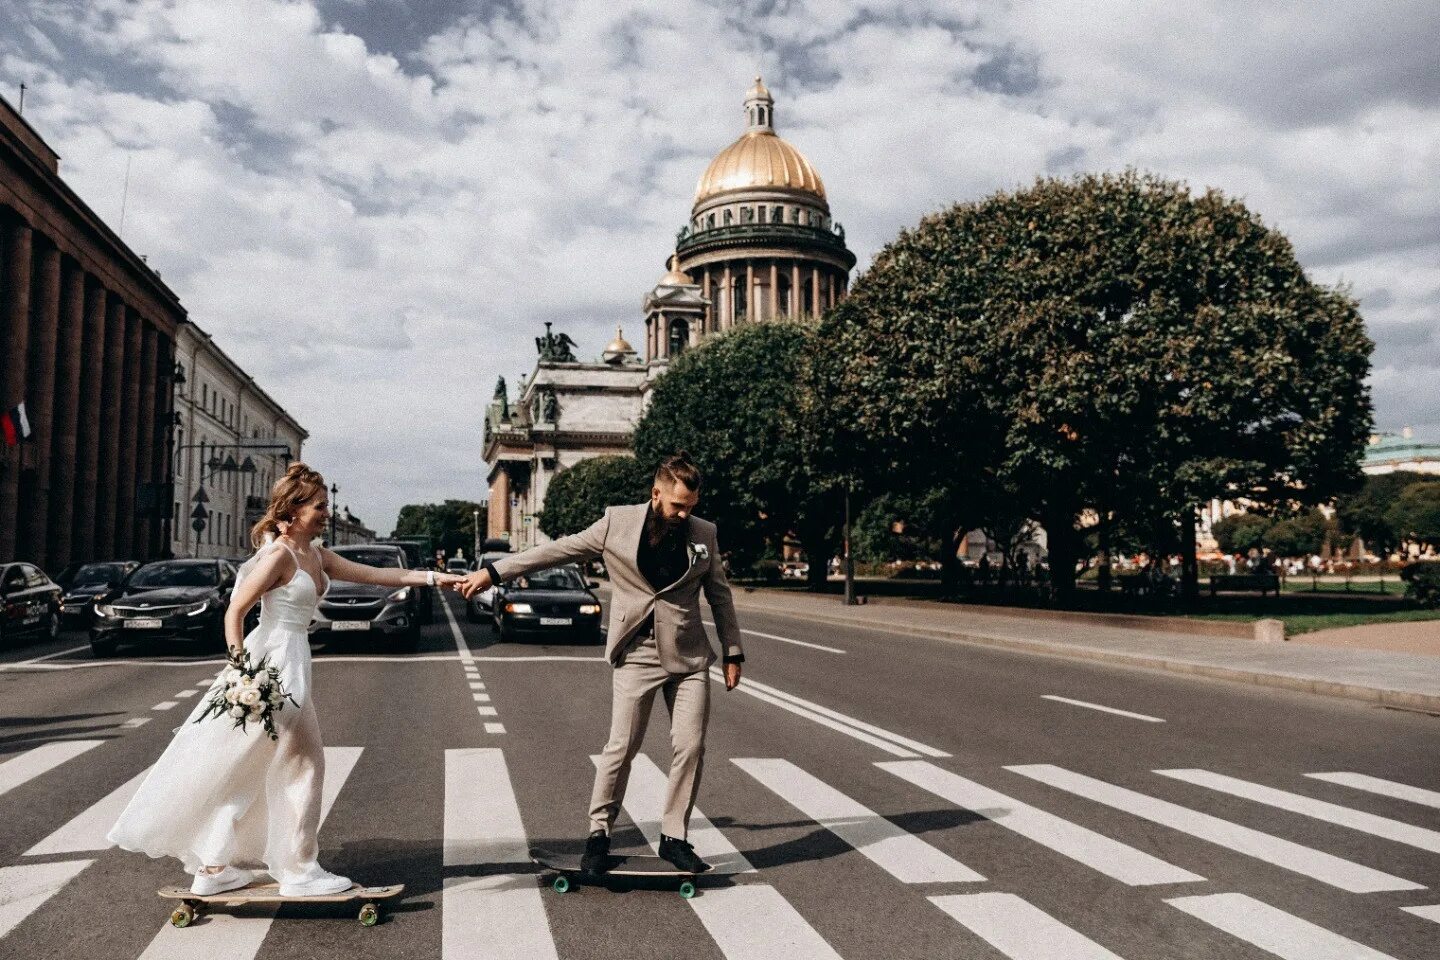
426, 570, 436, 587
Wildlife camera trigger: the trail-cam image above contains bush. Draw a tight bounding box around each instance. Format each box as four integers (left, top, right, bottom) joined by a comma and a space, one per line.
1400, 562, 1440, 608
749, 559, 783, 584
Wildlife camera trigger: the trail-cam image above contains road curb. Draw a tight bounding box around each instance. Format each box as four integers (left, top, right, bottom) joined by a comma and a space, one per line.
732, 601, 1440, 714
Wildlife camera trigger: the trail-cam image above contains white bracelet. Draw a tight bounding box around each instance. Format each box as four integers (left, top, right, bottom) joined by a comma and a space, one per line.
426, 570, 436, 587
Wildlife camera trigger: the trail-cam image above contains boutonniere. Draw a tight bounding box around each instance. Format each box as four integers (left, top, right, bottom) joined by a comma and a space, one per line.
688, 542, 709, 564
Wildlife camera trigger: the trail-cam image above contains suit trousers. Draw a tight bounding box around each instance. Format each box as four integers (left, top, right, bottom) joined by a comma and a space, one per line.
588, 632, 711, 839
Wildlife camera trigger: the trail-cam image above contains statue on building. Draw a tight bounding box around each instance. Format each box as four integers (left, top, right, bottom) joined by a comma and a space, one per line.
541, 386, 560, 422
535, 321, 578, 363
492, 376, 509, 421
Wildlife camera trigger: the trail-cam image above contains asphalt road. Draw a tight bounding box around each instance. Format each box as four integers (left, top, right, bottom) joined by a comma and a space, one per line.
0, 590, 1436, 960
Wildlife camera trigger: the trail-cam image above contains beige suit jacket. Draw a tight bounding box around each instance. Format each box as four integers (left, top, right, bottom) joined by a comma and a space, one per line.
491, 503, 743, 673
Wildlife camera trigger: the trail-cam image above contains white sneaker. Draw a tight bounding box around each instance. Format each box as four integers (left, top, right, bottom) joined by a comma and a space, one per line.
191, 866, 255, 896
278, 870, 353, 897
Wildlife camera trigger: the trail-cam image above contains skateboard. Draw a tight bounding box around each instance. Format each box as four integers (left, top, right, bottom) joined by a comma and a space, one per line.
158, 881, 404, 928
530, 846, 698, 898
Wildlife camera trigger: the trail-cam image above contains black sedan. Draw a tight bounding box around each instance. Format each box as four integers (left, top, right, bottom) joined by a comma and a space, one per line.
311, 544, 420, 650
90, 559, 237, 657
0, 562, 62, 646
59, 561, 140, 629
492, 565, 603, 643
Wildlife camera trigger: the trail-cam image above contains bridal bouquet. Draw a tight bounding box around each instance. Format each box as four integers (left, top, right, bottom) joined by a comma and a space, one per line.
194, 651, 297, 741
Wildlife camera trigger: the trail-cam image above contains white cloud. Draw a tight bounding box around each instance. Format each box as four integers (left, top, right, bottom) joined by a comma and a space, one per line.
3, 0, 1435, 532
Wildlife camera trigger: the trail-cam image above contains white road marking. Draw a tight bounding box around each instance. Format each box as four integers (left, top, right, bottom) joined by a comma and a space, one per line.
174, 688, 199, 699
595, 753, 755, 875
1167, 892, 1400, 959
473, 693, 492, 703
484, 723, 506, 734
443, 748, 558, 960
13, 643, 90, 665
1041, 695, 1164, 723
1157, 768, 1440, 854
704, 620, 846, 654
880, 760, 1201, 886
469, 681, 486, 690
931, 892, 1127, 960
1, 653, 516, 671
0, 860, 95, 938
135, 747, 362, 960
121, 717, 151, 729
0, 741, 104, 799
689, 885, 844, 960
473, 655, 605, 663
477, 706, 498, 717
151, 701, 178, 711
25, 766, 151, 855
441, 594, 475, 664
711, 672, 916, 757
743, 674, 948, 757
1007, 764, 1422, 893
1306, 772, 1440, 810
197, 679, 215, 687
1402, 904, 1440, 923
734, 758, 984, 883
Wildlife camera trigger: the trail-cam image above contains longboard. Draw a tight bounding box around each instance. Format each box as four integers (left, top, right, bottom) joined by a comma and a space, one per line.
530, 846, 698, 897
158, 881, 404, 928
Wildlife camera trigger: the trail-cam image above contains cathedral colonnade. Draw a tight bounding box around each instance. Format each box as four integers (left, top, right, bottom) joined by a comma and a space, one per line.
1, 96, 184, 569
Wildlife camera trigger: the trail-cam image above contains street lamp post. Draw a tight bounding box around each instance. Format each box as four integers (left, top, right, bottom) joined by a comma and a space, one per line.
473, 508, 480, 563
329, 482, 339, 546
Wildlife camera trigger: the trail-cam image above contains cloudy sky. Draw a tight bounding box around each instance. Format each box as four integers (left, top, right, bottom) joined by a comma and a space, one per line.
2, 1, 1435, 533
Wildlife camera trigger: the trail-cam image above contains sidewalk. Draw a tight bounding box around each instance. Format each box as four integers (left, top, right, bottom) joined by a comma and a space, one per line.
728, 588, 1440, 713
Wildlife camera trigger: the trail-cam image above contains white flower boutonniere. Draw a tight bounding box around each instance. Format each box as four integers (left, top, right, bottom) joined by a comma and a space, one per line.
689, 542, 710, 563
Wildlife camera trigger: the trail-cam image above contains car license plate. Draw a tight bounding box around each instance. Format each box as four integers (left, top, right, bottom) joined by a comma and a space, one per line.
540, 617, 572, 626
332, 621, 370, 631
124, 618, 162, 629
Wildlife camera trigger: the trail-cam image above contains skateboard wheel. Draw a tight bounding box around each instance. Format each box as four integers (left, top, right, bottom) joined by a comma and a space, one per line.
678, 881, 696, 899
551, 876, 571, 894
359, 903, 379, 927
170, 904, 195, 928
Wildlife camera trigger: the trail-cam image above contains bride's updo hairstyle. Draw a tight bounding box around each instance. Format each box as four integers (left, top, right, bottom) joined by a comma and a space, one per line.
249, 462, 327, 548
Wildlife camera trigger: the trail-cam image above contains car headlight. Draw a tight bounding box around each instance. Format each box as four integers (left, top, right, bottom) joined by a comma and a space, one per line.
388, 587, 410, 602
579, 604, 601, 615
179, 600, 211, 617
94, 603, 118, 618
505, 602, 533, 614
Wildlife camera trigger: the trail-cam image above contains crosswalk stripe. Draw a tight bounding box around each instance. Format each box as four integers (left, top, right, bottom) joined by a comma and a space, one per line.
688, 885, 845, 960
1157, 768, 1440, 854
1167, 892, 1400, 959
0, 740, 104, 798
714, 675, 917, 758
728, 673, 949, 758
1306, 772, 1440, 810
879, 761, 1202, 886
734, 758, 984, 883
443, 747, 558, 960
595, 753, 755, 874
0, 860, 95, 939
930, 892, 1126, 959
25, 766, 151, 855
1007, 764, 1422, 893
1402, 904, 1440, 924
134, 747, 362, 960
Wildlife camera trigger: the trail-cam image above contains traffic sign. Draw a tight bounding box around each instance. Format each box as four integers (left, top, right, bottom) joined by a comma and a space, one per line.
191, 518, 206, 532
192, 486, 210, 504
190, 503, 209, 520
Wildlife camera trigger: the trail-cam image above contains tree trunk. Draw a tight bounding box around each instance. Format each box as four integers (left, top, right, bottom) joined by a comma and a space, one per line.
799, 518, 833, 593
1045, 513, 1079, 601
940, 523, 964, 594
1180, 510, 1199, 602
1097, 519, 1112, 592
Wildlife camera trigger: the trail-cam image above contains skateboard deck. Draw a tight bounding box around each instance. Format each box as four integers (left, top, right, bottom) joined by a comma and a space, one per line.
158, 882, 404, 927
530, 846, 698, 897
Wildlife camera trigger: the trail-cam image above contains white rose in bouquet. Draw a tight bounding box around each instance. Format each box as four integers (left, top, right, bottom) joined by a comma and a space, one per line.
229, 704, 246, 718
239, 688, 262, 707
225, 686, 241, 704
239, 674, 258, 689
221, 666, 241, 684
248, 703, 265, 719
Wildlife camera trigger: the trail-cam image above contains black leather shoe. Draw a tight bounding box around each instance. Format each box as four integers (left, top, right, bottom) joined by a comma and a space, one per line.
580, 830, 610, 875
658, 834, 711, 873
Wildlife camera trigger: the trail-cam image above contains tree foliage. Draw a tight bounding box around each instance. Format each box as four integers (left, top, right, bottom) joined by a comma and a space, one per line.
1262, 509, 1332, 558
634, 323, 838, 587
1210, 513, 1272, 555
1388, 481, 1440, 551
391, 500, 485, 559
813, 170, 1373, 597
539, 456, 652, 539
1336, 471, 1426, 558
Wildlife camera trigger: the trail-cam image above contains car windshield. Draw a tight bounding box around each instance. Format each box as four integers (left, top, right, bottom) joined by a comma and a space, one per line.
128, 563, 218, 588
335, 549, 401, 568
516, 568, 585, 590
73, 563, 127, 586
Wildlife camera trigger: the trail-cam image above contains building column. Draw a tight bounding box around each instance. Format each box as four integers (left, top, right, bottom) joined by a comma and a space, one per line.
114, 309, 144, 558
18, 239, 61, 566
744, 261, 754, 324
46, 258, 85, 570
94, 296, 128, 558
72, 279, 107, 563
0, 217, 33, 561
701, 271, 712, 333
811, 268, 821, 319
133, 324, 158, 559
658, 312, 669, 359
790, 262, 801, 320
488, 470, 510, 539
154, 333, 176, 558
769, 261, 778, 320
721, 264, 733, 330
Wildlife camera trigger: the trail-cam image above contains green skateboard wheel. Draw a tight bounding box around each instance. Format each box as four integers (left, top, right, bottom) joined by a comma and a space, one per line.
678, 881, 696, 899
359, 903, 379, 927
552, 875, 571, 894
170, 904, 194, 928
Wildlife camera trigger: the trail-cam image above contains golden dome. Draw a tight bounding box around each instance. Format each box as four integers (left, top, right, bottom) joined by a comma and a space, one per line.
693, 77, 826, 207
659, 255, 691, 286
603, 326, 635, 357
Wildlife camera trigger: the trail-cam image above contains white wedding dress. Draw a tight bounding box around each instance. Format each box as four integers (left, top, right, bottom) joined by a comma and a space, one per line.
108, 542, 341, 889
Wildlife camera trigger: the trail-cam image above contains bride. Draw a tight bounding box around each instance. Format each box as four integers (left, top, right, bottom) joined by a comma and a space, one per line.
109, 462, 464, 896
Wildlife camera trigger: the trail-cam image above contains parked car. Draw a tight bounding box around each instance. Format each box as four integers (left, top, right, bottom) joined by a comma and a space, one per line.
311, 544, 421, 649
466, 550, 512, 622
375, 539, 435, 624
59, 561, 140, 629
492, 564, 603, 643
445, 557, 469, 575
0, 562, 63, 645
89, 558, 237, 657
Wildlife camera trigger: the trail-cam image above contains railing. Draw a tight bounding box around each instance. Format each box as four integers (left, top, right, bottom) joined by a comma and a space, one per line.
675, 222, 850, 256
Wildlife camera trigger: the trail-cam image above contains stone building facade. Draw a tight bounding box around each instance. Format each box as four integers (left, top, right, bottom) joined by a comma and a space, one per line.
0, 94, 184, 570
170, 321, 307, 559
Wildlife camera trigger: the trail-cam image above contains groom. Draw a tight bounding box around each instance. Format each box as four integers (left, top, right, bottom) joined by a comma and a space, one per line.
457, 452, 744, 874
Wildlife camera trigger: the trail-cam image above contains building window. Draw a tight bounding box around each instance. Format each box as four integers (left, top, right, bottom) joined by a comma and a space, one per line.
706, 213, 715, 229
201, 383, 207, 408
803, 276, 815, 316
669, 318, 689, 357
771, 205, 783, 223
740, 206, 752, 224
777, 273, 791, 317
731, 275, 747, 322
723, 209, 732, 226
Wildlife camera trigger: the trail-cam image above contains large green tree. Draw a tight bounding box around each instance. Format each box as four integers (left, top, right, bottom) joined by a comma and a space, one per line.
634, 323, 838, 588
1336, 471, 1425, 559
814, 170, 1373, 599
1388, 481, 1440, 552
1210, 513, 1271, 555
391, 500, 485, 560
539, 455, 652, 539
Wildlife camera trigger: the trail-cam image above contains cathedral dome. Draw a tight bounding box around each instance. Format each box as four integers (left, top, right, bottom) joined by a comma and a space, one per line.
693, 77, 827, 208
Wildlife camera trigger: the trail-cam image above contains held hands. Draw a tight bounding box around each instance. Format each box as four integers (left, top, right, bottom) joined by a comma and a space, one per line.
432, 572, 467, 592
456, 568, 493, 599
